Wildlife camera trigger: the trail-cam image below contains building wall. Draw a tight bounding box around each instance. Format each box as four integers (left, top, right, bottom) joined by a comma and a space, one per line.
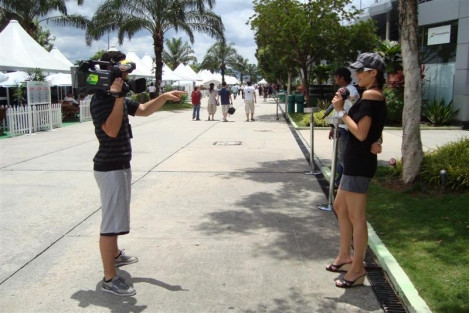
419, 0, 469, 124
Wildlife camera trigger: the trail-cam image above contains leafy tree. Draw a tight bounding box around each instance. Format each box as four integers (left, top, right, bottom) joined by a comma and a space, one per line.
163, 37, 197, 70
0, 0, 88, 49
200, 41, 237, 83
250, 0, 360, 106
86, 0, 225, 96
398, 0, 423, 184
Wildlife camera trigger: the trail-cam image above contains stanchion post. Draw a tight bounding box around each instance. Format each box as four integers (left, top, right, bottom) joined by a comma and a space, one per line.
304, 107, 320, 175
317, 116, 341, 211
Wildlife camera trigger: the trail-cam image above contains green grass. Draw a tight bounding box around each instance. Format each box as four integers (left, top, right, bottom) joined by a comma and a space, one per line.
367, 179, 469, 313
159, 101, 192, 111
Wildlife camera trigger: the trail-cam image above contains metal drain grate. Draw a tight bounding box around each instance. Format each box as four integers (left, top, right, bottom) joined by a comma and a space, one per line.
213, 141, 242, 146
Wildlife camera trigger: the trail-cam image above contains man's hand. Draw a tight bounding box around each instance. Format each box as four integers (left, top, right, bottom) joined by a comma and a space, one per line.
328, 128, 334, 140
163, 90, 187, 102
371, 142, 382, 154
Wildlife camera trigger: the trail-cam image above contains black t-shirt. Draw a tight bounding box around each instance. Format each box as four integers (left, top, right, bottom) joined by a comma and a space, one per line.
343, 98, 387, 178
91, 93, 139, 171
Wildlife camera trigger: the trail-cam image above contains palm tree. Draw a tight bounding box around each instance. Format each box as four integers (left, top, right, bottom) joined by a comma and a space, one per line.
200, 41, 237, 83
0, 0, 88, 41
231, 54, 249, 84
245, 63, 259, 84
163, 37, 197, 71
86, 0, 225, 96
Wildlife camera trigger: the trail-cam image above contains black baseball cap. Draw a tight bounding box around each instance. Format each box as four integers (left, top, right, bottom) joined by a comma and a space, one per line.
350, 52, 386, 72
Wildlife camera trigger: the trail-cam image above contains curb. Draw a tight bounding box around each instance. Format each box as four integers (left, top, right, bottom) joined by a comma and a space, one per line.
368, 224, 433, 313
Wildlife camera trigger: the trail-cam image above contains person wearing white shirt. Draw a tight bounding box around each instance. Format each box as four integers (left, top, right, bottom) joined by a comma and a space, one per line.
329, 68, 359, 187
243, 81, 257, 121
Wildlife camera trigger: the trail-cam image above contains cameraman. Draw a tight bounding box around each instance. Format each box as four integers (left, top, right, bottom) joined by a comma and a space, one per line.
91, 51, 185, 297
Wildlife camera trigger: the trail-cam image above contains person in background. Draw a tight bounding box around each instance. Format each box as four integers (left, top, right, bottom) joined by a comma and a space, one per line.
191, 85, 202, 121
326, 52, 387, 289
148, 82, 157, 99
63, 92, 79, 107
206, 83, 218, 121
218, 81, 233, 122
90, 50, 186, 297
231, 84, 239, 100
243, 81, 257, 122
328, 68, 360, 187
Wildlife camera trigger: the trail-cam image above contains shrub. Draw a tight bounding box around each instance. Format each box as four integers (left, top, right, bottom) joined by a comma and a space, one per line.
423, 98, 459, 126
376, 138, 468, 192
420, 138, 468, 191
383, 87, 404, 125
130, 92, 150, 104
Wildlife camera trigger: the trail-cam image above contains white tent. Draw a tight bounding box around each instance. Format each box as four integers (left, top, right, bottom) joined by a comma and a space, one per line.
162, 63, 184, 81
0, 71, 28, 87
141, 53, 154, 73
225, 76, 240, 85
125, 51, 153, 77
0, 20, 71, 72
49, 47, 74, 68
257, 78, 267, 85
173, 63, 200, 81
45, 73, 72, 86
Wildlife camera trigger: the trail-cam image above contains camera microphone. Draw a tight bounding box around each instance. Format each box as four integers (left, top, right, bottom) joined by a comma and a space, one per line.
322, 87, 350, 119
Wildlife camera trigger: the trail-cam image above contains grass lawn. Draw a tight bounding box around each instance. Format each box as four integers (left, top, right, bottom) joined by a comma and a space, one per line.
367, 178, 469, 313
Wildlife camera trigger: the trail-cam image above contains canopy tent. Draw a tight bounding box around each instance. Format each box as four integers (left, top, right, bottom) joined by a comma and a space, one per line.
0, 73, 7, 83
162, 63, 184, 81
141, 53, 154, 73
0, 20, 71, 72
45, 73, 72, 86
198, 69, 222, 86
0, 71, 28, 87
225, 76, 240, 85
173, 63, 200, 81
49, 47, 74, 68
257, 78, 267, 85
125, 51, 153, 78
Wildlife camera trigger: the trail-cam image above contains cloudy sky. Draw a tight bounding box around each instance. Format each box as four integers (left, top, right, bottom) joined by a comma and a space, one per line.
47, 0, 376, 66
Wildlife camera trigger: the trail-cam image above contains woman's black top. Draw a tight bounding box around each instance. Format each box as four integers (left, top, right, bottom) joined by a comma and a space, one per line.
343, 98, 387, 178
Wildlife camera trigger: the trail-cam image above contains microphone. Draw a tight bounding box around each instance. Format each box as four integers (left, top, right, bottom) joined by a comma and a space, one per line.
322, 87, 350, 118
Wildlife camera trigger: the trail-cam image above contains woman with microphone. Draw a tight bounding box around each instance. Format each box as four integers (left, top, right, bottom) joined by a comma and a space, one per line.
326, 52, 387, 288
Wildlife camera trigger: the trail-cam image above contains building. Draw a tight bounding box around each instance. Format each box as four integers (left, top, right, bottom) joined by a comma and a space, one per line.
359, 0, 468, 127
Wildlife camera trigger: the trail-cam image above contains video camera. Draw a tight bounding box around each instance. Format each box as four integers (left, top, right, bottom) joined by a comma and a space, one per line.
71, 59, 147, 97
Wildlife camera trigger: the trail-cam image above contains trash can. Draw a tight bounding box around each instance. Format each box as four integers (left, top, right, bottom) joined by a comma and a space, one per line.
295, 93, 304, 113
287, 95, 295, 113
278, 91, 286, 103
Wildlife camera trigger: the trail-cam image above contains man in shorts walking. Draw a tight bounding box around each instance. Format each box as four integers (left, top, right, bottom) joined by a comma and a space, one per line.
243, 81, 257, 121
91, 51, 185, 296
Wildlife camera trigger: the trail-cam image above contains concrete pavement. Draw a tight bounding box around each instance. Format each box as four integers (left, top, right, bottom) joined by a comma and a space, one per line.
0, 94, 387, 312
3, 93, 467, 313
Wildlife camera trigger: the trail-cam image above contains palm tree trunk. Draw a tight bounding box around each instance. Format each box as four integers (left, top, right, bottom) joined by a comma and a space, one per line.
399, 0, 423, 184
153, 30, 164, 96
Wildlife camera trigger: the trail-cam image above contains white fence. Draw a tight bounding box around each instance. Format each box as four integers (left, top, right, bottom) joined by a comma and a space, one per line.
1, 103, 62, 137
0, 100, 92, 137
79, 99, 92, 122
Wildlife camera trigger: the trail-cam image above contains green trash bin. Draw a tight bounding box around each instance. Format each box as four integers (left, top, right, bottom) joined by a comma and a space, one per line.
287, 95, 295, 113
278, 92, 286, 103
295, 93, 304, 113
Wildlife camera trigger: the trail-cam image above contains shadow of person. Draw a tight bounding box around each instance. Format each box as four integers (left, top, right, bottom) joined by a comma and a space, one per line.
71, 270, 188, 312
132, 277, 189, 292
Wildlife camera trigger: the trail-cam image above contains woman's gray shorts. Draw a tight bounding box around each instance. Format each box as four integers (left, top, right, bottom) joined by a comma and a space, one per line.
339, 174, 371, 194
94, 169, 131, 236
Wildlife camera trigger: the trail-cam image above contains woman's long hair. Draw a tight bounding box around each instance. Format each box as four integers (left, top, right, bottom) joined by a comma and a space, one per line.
209, 83, 214, 92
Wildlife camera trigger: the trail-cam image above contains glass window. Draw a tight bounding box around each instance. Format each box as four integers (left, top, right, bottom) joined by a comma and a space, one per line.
418, 20, 458, 64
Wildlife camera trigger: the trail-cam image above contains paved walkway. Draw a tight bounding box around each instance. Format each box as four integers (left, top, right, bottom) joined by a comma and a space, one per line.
2, 94, 466, 312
